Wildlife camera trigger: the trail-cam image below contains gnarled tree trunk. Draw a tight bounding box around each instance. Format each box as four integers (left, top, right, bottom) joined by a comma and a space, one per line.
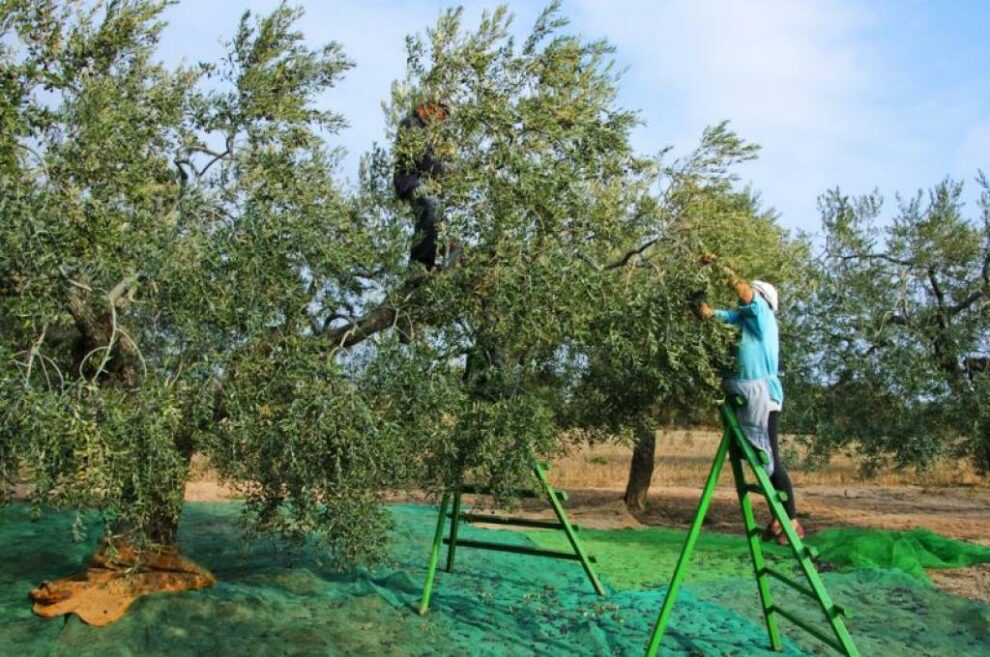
29, 277, 215, 626
622, 417, 657, 513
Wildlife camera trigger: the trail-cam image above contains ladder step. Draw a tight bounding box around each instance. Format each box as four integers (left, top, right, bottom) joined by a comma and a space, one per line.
769, 605, 844, 653
457, 484, 569, 502
761, 568, 847, 617
443, 538, 597, 563
742, 483, 789, 503
451, 512, 578, 531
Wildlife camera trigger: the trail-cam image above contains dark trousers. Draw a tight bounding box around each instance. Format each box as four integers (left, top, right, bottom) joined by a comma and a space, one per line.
768, 411, 797, 518
409, 191, 439, 270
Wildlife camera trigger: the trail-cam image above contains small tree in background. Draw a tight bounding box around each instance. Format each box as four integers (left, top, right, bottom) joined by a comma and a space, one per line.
786, 177, 990, 473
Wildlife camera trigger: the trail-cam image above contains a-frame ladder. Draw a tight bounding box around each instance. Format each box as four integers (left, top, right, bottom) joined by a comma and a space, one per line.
419, 460, 605, 614
645, 400, 859, 656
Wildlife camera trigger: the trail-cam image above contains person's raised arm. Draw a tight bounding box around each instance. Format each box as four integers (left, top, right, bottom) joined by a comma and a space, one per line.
698, 252, 754, 305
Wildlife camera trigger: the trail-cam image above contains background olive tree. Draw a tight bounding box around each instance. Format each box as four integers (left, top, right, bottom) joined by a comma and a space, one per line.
786, 176, 990, 474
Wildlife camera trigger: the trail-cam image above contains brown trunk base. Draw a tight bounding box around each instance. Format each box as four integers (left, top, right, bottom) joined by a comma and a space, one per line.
623, 420, 657, 513
30, 541, 215, 626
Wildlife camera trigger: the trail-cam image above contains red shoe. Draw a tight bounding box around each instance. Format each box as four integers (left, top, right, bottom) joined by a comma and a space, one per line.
775, 518, 807, 545
762, 519, 782, 542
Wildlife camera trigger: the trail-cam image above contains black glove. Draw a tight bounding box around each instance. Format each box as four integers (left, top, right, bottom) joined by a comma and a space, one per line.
689, 289, 708, 318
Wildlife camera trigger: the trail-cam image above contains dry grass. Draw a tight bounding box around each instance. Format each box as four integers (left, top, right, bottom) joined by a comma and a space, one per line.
547, 429, 990, 490
179, 429, 988, 504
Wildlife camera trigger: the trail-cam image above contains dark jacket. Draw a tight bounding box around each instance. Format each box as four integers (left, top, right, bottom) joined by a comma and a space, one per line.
393, 113, 445, 200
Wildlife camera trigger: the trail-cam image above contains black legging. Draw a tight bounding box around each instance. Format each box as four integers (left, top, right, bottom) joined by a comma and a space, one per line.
768, 411, 797, 519
409, 192, 440, 270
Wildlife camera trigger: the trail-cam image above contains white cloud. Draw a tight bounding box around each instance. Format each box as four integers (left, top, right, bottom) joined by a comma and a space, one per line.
155, 1, 990, 230
570, 0, 892, 230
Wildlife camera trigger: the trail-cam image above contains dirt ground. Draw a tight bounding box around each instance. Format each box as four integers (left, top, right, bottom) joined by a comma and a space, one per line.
544, 431, 990, 603
181, 429, 990, 602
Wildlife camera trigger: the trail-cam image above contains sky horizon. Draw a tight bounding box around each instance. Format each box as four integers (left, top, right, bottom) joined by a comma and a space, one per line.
155, 0, 990, 237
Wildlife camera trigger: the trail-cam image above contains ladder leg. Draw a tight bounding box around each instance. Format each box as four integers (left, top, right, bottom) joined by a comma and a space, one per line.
728, 439, 783, 651
726, 409, 860, 657
644, 431, 731, 657
419, 491, 451, 615
445, 490, 463, 572
533, 461, 606, 596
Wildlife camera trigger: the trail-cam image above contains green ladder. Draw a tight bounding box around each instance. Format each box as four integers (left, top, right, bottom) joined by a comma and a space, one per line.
419, 460, 606, 614
645, 400, 859, 656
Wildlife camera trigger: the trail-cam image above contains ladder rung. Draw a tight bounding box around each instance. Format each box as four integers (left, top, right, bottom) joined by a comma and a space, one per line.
443, 538, 597, 563
742, 483, 788, 503
769, 606, 844, 653
457, 484, 568, 502
762, 568, 847, 617
451, 512, 578, 531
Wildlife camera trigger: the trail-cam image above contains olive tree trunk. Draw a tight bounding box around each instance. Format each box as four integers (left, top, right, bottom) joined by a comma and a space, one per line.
622, 417, 657, 513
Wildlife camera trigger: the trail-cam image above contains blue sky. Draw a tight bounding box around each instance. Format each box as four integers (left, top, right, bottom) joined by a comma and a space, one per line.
156, 1, 990, 235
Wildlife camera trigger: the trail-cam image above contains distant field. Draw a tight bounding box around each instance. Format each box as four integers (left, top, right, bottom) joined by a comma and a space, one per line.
548, 429, 990, 490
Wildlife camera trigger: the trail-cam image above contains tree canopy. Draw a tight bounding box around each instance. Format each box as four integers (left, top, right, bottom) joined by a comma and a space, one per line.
0, 0, 805, 582
787, 177, 990, 473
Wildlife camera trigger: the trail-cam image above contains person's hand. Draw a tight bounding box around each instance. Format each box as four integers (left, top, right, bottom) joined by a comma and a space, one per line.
697, 251, 718, 267
690, 289, 713, 319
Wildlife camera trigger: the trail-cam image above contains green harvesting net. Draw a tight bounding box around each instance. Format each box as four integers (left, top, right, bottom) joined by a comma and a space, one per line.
1, 502, 988, 656
523, 524, 990, 587
810, 527, 990, 582
525, 522, 990, 655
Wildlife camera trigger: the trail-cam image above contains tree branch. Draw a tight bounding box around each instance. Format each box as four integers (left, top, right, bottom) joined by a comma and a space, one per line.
604, 238, 660, 270
108, 274, 141, 309
833, 252, 914, 267
62, 271, 143, 383
325, 304, 399, 349
322, 273, 429, 349
950, 290, 985, 316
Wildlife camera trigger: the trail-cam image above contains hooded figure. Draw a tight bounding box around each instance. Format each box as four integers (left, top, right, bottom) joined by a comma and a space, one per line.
394, 101, 449, 270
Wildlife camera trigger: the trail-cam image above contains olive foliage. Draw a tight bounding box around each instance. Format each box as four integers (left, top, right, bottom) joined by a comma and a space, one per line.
1, 1, 800, 566
787, 177, 990, 473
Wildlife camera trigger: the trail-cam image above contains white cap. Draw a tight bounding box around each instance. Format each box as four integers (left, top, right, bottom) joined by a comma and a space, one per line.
751, 280, 779, 312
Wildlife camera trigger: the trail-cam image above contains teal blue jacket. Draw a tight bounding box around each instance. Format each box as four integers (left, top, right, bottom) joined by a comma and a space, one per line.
714, 295, 783, 405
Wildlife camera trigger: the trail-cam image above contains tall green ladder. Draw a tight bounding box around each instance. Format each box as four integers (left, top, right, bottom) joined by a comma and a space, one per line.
645, 399, 859, 656
419, 460, 606, 614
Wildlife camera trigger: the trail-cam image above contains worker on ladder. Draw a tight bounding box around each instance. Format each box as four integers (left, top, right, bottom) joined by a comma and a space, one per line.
694, 252, 805, 544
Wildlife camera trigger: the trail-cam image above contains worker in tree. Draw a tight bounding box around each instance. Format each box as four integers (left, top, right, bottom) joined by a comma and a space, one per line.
694, 253, 805, 544
393, 100, 453, 271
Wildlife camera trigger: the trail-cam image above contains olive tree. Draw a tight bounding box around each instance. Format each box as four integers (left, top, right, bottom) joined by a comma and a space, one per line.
0, 0, 634, 611
0, 0, 802, 622
0, 0, 382, 617
787, 177, 990, 473
561, 126, 812, 511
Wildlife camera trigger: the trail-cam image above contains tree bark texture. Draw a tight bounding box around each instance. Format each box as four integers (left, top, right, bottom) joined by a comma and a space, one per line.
623, 418, 657, 513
